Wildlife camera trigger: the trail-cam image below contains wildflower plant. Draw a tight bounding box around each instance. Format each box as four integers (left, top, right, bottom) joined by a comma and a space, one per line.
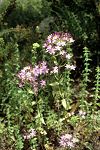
91, 66, 100, 131
93, 66, 100, 110
79, 47, 91, 111
17, 32, 75, 96
16, 31, 77, 149
43, 32, 76, 110
2, 30, 99, 150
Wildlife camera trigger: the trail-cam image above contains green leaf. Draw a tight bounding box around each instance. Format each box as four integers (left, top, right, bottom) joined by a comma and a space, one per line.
32, 101, 36, 106
27, 88, 34, 94
61, 99, 67, 109
0, 123, 5, 134
96, 103, 100, 107
49, 82, 59, 86
41, 117, 46, 125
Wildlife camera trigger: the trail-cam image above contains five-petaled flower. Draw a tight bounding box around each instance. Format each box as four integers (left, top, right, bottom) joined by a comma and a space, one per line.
59, 133, 79, 148
65, 64, 76, 70
51, 66, 58, 74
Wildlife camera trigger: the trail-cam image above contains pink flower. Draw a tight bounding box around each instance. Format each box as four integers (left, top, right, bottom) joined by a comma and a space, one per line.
67, 141, 74, 148
65, 64, 76, 70
51, 66, 58, 74
23, 128, 36, 140
54, 45, 62, 51
59, 133, 79, 148
40, 61, 49, 74
64, 134, 72, 140
57, 41, 66, 46
33, 65, 40, 77
25, 72, 32, 80
70, 65, 76, 70
79, 110, 86, 118
17, 70, 26, 81
46, 46, 56, 54
18, 83, 24, 87
65, 54, 71, 59
40, 80, 46, 87
29, 128, 36, 138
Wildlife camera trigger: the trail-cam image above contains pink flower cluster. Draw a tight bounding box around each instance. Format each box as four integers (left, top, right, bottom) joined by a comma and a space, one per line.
17, 61, 48, 94
23, 128, 36, 140
43, 32, 74, 55
17, 32, 76, 94
59, 133, 79, 148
